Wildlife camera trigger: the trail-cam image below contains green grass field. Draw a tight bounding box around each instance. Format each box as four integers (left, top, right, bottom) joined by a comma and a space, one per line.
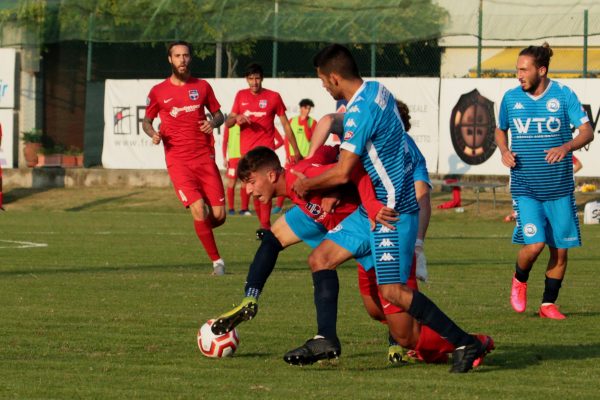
1, 187, 600, 399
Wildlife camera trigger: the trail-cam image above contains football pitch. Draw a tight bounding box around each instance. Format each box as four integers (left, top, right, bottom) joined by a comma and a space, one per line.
1, 187, 600, 399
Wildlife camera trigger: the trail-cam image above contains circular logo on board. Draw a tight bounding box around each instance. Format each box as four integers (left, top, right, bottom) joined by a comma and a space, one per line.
450, 89, 497, 165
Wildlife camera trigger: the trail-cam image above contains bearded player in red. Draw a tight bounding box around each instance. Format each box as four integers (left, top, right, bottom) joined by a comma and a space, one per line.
225, 63, 303, 238
143, 41, 227, 276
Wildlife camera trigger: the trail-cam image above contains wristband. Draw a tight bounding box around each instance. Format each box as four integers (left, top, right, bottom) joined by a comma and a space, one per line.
415, 238, 424, 248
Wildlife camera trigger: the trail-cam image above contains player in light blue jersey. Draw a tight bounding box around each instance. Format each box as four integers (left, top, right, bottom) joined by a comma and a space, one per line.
289, 44, 492, 373
495, 43, 594, 320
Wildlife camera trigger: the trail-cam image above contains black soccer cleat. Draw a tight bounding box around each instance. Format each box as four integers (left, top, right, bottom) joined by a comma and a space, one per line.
211, 297, 258, 335
450, 338, 488, 373
283, 336, 341, 366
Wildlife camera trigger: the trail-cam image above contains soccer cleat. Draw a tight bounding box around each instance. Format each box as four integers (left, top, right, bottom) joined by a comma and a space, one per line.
472, 334, 495, 368
211, 297, 258, 335
239, 210, 252, 216
450, 338, 488, 373
283, 336, 341, 366
228, 209, 236, 216
510, 275, 527, 313
539, 303, 566, 320
211, 259, 225, 276
388, 345, 414, 365
271, 206, 282, 215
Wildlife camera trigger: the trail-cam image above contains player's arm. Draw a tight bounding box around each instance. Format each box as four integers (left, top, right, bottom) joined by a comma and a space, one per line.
349, 163, 398, 230
142, 117, 161, 145
495, 127, 516, 168
292, 149, 359, 198
307, 113, 344, 158
225, 112, 250, 128
199, 110, 225, 134
544, 121, 594, 164
280, 113, 302, 162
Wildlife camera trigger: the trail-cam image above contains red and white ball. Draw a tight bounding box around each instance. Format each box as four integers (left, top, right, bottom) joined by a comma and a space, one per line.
197, 319, 239, 358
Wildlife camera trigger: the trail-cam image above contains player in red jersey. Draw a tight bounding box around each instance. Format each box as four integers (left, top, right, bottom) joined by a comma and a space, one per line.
143, 41, 227, 276
225, 63, 303, 235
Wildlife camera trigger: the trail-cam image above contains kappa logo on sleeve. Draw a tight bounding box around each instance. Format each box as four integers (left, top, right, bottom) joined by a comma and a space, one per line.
345, 118, 357, 128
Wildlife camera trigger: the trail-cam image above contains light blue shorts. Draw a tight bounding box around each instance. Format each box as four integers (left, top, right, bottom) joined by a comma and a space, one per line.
512, 194, 581, 249
284, 206, 374, 269
370, 211, 419, 285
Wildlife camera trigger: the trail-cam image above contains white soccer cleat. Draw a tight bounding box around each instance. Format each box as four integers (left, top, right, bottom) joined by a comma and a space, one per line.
212, 259, 225, 276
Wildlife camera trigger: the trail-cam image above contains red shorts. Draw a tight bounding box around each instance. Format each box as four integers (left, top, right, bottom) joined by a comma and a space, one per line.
167, 158, 225, 208
357, 254, 419, 315
226, 158, 240, 179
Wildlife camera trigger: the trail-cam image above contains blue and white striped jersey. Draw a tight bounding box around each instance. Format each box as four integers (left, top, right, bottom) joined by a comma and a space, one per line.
498, 80, 589, 201
340, 81, 419, 214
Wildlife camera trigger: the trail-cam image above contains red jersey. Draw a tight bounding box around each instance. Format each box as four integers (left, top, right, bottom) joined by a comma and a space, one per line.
146, 77, 221, 165
284, 146, 383, 230
230, 88, 286, 155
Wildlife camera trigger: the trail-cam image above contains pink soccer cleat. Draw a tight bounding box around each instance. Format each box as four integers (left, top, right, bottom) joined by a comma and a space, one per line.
539, 303, 566, 320
510, 276, 527, 313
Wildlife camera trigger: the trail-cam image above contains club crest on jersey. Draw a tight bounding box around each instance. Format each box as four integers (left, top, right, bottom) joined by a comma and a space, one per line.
305, 202, 322, 216
188, 89, 199, 101
546, 98, 560, 112
524, 223, 537, 237
344, 131, 354, 140
259, 99, 268, 109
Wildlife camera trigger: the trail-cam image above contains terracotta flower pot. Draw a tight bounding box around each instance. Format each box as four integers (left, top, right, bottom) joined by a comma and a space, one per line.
23, 143, 42, 167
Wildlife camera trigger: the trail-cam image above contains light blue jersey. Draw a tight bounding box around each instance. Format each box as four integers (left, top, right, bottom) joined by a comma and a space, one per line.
406, 134, 430, 186
498, 80, 589, 201
340, 81, 419, 214
339, 81, 419, 285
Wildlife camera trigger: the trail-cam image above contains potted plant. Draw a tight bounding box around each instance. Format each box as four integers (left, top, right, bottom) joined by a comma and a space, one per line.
37, 145, 63, 167
22, 129, 43, 167
62, 146, 79, 167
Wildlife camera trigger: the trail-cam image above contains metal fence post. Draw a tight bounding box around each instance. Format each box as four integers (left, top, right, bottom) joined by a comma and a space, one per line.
583, 9, 588, 78
477, 0, 482, 78
86, 13, 94, 82
272, 0, 279, 78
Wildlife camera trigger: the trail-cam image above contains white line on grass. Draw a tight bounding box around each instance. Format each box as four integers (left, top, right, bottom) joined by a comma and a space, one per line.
0, 240, 48, 249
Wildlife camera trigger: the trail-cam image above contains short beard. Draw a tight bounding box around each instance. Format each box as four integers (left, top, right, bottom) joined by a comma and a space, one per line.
525, 76, 541, 94
171, 65, 190, 81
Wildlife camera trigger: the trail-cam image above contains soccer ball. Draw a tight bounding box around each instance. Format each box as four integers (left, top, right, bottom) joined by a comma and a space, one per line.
197, 319, 239, 358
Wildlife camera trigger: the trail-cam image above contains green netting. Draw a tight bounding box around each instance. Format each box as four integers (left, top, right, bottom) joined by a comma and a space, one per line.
0, 0, 448, 46
2, 1, 600, 48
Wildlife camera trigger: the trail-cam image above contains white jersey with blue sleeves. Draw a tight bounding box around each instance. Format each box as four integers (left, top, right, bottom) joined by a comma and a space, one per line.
340, 81, 418, 214
498, 80, 588, 201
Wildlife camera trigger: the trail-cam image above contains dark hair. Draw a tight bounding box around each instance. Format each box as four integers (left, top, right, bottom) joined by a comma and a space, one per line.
245, 63, 264, 78
167, 41, 192, 57
519, 42, 553, 70
299, 98, 314, 108
313, 44, 360, 79
395, 100, 411, 132
237, 146, 282, 181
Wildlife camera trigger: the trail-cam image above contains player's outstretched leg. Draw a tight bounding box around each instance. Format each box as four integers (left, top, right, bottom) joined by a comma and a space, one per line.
283, 336, 341, 365
211, 296, 258, 335
211, 229, 283, 335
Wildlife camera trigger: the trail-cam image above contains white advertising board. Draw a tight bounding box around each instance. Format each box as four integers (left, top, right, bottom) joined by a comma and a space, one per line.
438, 79, 600, 177
0, 48, 16, 109
102, 78, 440, 170
0, 109, 14, 169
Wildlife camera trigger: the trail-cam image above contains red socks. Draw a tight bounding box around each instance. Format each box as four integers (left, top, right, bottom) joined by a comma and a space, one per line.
226, 187, 235, 211
240, 185, 250, 211
253, 198, 272, 229
193, 219, 220, 261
